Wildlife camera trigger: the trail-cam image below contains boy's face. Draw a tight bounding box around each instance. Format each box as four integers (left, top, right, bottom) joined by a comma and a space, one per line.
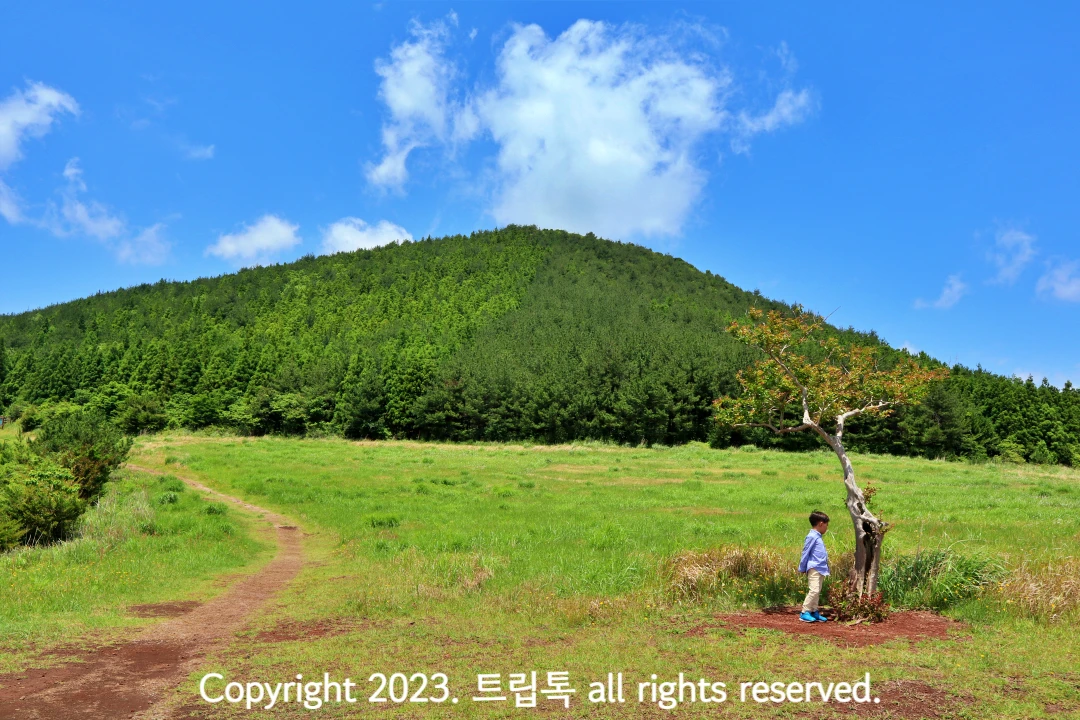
815, 521, 829, 535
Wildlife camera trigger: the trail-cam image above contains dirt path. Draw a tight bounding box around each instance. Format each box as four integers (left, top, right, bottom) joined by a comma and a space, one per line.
0, 464, 303, 720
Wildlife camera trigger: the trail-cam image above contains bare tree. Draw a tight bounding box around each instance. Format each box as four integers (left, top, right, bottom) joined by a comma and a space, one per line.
714, 307, 948, 597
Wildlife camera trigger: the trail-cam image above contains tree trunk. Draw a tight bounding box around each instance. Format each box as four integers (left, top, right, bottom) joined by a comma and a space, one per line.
825, 436, 885, 596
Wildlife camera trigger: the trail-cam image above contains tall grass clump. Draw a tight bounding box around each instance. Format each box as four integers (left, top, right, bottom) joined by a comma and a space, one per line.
997, 557, 1080, 621
878, 548, 1003, 610
77, 487, 156, 548
665, 546, 803, 607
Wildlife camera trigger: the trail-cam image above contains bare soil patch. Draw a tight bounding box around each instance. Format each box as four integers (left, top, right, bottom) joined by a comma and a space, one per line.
0, 463, 303, 720
0, 642, 185, 720
693, 606, 959, 647
253, 618, 367, 643
128, 601, 201, 618
843, 679, 961, 719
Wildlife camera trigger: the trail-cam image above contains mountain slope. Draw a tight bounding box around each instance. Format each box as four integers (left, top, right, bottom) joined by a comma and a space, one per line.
0, 226, 1077, 463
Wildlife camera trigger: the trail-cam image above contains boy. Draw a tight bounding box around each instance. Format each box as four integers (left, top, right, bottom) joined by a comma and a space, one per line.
798, 510, 830, 623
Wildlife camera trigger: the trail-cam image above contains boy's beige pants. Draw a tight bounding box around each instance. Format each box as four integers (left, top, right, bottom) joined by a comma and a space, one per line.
802, 569, 823, 613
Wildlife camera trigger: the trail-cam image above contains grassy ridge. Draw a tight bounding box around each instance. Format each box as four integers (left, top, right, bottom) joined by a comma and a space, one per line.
121, 435, 1080, 717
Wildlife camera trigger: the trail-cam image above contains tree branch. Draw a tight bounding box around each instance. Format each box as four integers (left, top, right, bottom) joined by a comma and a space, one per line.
835, 401, 894, 440
760, 349, 813, 426
731, 421, 814, 435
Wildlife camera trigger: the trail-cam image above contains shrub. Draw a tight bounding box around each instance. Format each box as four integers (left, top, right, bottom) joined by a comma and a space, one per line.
1, 466, 85, 544
203, 502, 227, 515
0, 512, 24, 550
30, 410, 133, 501
996, 438, 1026, 464
1029, 441, 1057, 465
878, 549, 1003, 610
18, 405, 41, 431
159, 476, 186, 493
166, 393, 222, 430
1059, 444, 1080, 467
116, 394, 168, 434
19, 402, 81, 432
830, 579, 890, 623
82, 381, 133, 419
158, 491, 179, 505
5, 403, 25, 422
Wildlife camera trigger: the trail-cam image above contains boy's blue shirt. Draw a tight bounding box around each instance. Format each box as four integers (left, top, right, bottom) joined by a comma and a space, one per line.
798, 528, 830, 575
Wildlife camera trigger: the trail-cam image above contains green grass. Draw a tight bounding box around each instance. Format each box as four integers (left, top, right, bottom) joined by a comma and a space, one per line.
0, 421, 20, 442
0, 465, 272, 671
116, 434, 1080, 718
8, 433, 1080, 716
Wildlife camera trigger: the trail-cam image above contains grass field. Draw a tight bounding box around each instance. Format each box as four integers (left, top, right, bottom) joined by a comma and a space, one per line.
0, 457, 273, 673
0, 421, 19, 441
4, 433, 1080, 717
126, 435, 1079, 718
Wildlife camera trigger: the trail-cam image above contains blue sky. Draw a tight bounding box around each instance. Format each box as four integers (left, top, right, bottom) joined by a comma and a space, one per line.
1, 2, 1077, 385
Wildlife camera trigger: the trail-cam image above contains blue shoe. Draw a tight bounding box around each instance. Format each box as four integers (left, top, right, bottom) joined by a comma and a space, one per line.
799, 611, 818, 623
813, 611, 828, 622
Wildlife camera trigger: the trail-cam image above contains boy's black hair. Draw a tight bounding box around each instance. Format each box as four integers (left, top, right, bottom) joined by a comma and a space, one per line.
809, 510, 830, 527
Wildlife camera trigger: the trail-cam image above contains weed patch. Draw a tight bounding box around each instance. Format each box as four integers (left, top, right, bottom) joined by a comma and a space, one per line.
367, 514, 400, 529
666, 546, 803, 607
879, 548, 1003, 610
997, 557, 1080, 620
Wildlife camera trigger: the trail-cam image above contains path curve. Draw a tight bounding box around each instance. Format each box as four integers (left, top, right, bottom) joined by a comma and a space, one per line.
0, 464, 303, 720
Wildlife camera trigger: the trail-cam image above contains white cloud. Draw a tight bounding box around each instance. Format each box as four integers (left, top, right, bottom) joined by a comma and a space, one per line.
207, 214, 301, 264
183, 143, 215, 160
0, 179, 23, 223
900, 341, 920, 355
732, 89, 814, 153
1036, 259, 1080, 302
776, 41, 798, 74
144, 96, 176, 114
0, 81, 79, 171
473, 21, 729, 239
321, 217, 411, 254
988, 227, 1036, 284
46, 158, 126, 240
60, 194, 125, 239
366, 17, 462, 188
915, 274, 967, 309
116, 222, 170, 265
0, 81, 78, 226
367, 20, 813, 239
0, 85, 169, 264
39, 159, 169, 264
62, 156, 85, 187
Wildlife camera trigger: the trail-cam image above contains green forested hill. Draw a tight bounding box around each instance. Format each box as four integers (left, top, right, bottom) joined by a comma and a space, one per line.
0, 226, 1077, 464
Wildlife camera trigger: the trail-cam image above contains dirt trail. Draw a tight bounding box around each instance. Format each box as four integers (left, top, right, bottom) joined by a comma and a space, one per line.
0, 464, 303, 720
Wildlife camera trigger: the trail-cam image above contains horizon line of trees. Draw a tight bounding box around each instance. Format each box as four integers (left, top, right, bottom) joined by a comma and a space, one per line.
1, 226, 1077, 466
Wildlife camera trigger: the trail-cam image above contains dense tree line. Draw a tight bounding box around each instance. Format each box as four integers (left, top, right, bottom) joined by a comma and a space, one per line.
0, 226, 1077, 465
